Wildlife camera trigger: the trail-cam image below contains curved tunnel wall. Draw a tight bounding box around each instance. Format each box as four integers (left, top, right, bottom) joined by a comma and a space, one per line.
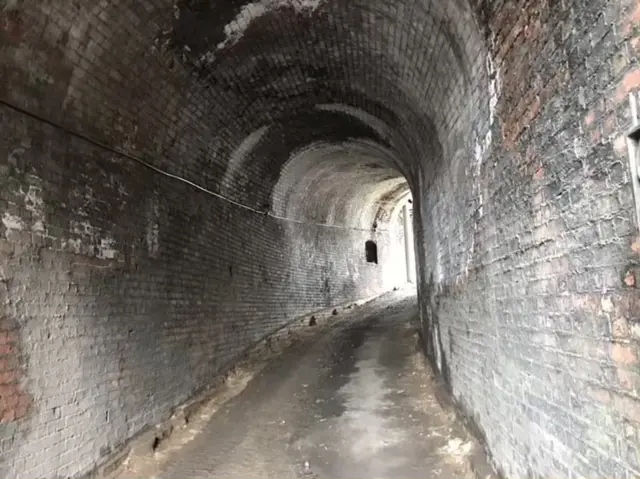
0, 1, 429, 476
2, 0, 640, 477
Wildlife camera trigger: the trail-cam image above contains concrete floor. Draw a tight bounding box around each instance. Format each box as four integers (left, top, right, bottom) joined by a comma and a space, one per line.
118, 291, 493, 479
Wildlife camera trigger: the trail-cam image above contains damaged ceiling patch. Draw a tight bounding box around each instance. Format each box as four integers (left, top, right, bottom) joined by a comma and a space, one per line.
217, 0, 324, 51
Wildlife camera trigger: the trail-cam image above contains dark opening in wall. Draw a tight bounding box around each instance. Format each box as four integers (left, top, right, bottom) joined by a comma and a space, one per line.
365, 241, 378, 264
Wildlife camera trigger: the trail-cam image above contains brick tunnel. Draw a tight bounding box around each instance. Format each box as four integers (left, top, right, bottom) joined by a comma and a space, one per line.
2, 0, 640, 477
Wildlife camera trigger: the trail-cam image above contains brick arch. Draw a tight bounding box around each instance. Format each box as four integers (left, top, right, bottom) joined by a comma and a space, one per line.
10, 2, 640, 479
0, 1, 491, 475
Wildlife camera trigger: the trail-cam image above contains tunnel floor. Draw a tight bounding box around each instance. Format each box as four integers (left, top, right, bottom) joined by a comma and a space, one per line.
118, 292, 491, 479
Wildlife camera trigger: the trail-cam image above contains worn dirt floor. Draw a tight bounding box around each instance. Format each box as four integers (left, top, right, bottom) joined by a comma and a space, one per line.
117, 290, 494, 479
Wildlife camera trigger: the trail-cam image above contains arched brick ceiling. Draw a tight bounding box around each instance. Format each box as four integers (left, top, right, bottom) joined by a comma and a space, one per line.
158, 0, 484, 226
3, 0, 487, 227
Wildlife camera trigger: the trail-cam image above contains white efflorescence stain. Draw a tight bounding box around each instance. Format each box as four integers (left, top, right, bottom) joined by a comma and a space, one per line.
68, 219, 119, 260
486, 53, 501, 134
2, 213, 26, 232
461, 51, 502, 278
25, 186, 45, 233
67, 220, 94, 255
216, 0, 324, 52
146, 196, 160, 258
97, 237, 117, 260
1, 185, 46, 235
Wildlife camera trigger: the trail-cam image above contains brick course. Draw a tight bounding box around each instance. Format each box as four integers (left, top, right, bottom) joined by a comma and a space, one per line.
0, 105, 403, 477
418, 0, 640, 477
1, 0, 640, 478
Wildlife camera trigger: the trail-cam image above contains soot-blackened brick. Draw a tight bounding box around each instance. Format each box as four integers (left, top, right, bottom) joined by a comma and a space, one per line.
2, 0, 640, 478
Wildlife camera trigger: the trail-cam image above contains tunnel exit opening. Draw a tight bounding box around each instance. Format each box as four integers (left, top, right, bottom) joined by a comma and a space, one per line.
401, 198, 416, 284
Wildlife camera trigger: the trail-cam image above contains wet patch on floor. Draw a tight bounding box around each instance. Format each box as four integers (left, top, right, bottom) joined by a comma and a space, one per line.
111, 293, 384, 479
114, 289, 496, 479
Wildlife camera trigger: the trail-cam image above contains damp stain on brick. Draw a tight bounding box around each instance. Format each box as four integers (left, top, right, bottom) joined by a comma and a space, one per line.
0, 316, 31, 424
167, 0, 325, 70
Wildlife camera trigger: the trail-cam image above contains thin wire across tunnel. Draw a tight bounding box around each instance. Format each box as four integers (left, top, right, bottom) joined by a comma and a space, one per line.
0, 98, 386, 233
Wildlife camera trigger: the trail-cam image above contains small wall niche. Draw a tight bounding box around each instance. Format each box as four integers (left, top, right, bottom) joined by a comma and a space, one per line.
365, 240, 378, 264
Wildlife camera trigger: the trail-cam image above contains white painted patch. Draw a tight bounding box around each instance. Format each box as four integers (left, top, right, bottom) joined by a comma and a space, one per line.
216, 0, 323, 52
2, 213, 25, 232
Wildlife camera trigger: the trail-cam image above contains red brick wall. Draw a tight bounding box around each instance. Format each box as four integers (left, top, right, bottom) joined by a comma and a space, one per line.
417, 0, 640, 477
